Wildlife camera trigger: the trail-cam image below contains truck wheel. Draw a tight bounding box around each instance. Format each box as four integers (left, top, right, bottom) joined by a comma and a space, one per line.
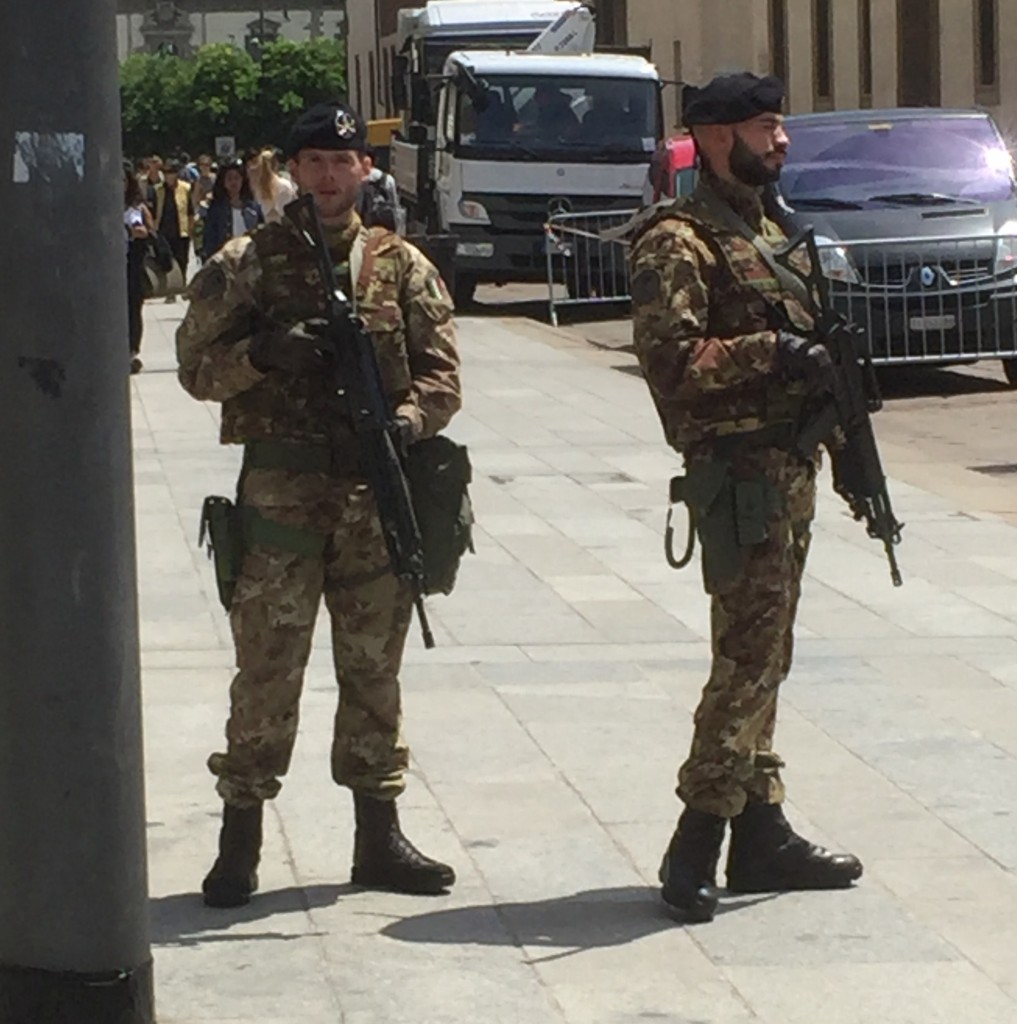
1003, 359, 1017, 387
454, 275, 477, 308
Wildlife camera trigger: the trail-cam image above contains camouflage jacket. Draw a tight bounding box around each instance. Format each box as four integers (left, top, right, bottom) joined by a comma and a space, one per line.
177, 212, 461, 449
629, 175, 815, 453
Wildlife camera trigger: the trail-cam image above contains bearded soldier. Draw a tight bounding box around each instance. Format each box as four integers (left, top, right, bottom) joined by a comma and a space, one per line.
177, 102, 460, 907
630, 73, 862, 923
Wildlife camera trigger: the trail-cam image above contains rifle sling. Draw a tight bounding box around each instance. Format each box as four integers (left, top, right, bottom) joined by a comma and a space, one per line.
696, 190, 815, 314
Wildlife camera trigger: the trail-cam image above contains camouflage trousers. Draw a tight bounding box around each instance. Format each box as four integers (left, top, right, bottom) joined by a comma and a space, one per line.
209, 467, 413, 808
677, 446, 816, 818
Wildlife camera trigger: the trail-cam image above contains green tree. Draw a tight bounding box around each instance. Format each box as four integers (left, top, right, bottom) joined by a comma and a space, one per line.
256, 38, 348, 148
189, 43, 260, 151
120, 52, 195, 160
119, 39, 348, 161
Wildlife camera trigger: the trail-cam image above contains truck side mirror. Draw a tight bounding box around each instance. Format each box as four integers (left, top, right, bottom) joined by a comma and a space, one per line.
452, 68, 490, 112
392, 54, 408, 111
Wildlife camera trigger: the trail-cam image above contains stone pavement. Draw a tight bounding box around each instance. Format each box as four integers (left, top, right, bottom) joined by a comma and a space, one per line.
135, 300, 1017, 1024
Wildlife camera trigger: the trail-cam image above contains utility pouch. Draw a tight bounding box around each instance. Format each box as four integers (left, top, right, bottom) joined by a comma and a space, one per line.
404, 435, 475, 596
684, 460, 741, 594
199, 496, 245, 611
734, 480, 770, 546
665, 460, 777, 594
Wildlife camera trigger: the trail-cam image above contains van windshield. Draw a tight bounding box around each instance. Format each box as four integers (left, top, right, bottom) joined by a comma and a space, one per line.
456, 75, 658, 162
780, 115, 1016, 205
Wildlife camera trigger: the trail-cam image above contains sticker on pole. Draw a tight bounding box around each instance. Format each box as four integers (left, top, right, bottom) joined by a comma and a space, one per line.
13, 131, 85, 184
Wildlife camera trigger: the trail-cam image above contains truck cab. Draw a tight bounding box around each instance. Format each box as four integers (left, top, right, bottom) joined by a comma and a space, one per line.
395, 49, 662, 301
441, 51, 659, 293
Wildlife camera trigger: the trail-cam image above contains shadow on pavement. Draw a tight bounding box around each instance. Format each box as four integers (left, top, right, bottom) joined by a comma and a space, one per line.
877, 364, 1011, 399
150, 882, 349, 946
380, 884, 772, 959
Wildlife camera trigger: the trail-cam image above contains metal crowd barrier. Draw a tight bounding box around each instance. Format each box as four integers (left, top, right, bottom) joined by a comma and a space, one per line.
817, 235, 1017, 368
544, 208, 638, 326
543, 219, 1017, 375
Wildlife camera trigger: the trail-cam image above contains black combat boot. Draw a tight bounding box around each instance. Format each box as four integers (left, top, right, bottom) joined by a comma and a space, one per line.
658, 808, 727, 923
351, 793, 456, 895
202, 803, 264, 908
726, 801, 862, 893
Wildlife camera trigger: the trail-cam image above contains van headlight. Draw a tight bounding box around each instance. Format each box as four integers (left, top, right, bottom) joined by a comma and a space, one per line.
994, 227, 1017, 277
815, 235, 860, 284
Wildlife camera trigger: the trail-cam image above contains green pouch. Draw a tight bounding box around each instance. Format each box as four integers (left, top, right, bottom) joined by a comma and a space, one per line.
404, 435, 474, 596
668, 460, 780, 593
682, 460, 740, 594
199, 496, 245, 611
734, 479, 770, 546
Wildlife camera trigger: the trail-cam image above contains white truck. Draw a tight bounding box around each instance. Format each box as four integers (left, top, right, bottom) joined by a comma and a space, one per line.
390, 1, 662, 303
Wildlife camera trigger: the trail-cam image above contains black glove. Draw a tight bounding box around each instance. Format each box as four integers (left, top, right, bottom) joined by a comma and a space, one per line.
775, 330, 834, 393
249, 319, 331, 375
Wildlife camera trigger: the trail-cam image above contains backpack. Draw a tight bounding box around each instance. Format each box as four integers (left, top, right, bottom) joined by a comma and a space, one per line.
358, 171, 399, 232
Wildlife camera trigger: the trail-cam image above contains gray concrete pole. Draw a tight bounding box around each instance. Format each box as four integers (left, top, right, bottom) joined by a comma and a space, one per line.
0, 1, 154, 1021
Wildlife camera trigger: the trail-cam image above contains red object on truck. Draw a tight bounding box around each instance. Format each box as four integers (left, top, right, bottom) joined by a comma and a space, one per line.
644, 133, 698, 204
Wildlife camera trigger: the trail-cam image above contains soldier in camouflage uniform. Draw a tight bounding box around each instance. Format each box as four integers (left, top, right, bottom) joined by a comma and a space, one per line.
177, 102, 461, 908
629, 74, 862, 923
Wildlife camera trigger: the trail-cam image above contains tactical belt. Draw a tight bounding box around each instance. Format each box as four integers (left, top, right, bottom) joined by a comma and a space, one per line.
244, 439, 361, 477
704, 421, 797, 457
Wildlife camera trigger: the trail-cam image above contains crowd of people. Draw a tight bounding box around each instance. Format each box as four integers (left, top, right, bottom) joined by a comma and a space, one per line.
123, 143, 401, 374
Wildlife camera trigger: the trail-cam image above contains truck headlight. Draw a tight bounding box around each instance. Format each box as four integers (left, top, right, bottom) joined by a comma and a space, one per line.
457, 199, 490, 223
995, 230, 1017, 277
815, 235, 860, 284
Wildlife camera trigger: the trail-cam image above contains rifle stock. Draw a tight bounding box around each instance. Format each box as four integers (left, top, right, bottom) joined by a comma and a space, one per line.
285, 194, 436, 646
775, 229, 904, 587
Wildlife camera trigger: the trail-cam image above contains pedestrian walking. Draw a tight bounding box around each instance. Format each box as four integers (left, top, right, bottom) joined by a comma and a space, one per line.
191, 153, 217, 260
629, 72, 862, 924
357, 144, 404, 234
124, 165, 154, 374
154, 158, 194, 284
177, 101, 462, 909
247, 146, 297, 224
200, 158, 262, 261
141, 153, 163, 211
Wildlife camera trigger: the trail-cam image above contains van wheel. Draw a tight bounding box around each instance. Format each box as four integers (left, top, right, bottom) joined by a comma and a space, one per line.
1003, 359, 1017, 387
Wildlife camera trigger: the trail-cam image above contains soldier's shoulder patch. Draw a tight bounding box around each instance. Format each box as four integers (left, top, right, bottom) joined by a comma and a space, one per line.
425, 272, 444, 303
631, 267, 663, 306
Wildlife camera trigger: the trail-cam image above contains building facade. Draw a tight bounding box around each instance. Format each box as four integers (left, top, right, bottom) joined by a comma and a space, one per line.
349, 0, 1017, 136
346, 0, 401, 121
115, 1, 347, 61
612, 0, 1016, 136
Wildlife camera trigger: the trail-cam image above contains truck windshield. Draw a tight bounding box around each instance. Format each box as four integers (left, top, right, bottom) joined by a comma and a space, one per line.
780, 115, 1016, 205
456, 75, 658, 162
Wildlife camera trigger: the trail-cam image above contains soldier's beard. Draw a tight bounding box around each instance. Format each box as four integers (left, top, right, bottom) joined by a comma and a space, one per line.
729, 134, 783, 187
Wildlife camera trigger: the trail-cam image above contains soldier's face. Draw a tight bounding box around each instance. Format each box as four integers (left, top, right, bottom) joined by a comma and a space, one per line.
728, 114, 789, 186
289, 149, 370, 222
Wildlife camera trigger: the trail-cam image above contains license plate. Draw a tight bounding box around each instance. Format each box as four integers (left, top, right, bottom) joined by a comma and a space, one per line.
909, 314, 956, 331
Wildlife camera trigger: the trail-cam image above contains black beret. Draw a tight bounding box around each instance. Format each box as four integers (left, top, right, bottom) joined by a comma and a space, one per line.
682, 73, 784, 127
285, 101, 367, 158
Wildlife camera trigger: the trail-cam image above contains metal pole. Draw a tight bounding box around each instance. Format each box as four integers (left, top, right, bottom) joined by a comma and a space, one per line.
0, 1, 154, 1021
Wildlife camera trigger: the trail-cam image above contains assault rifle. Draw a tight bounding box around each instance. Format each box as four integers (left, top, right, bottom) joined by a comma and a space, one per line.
285, 194, 436, 647
775, 229, 904, 586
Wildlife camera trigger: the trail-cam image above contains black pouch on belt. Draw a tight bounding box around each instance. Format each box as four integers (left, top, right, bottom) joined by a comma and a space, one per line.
198, 496, 245, 611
